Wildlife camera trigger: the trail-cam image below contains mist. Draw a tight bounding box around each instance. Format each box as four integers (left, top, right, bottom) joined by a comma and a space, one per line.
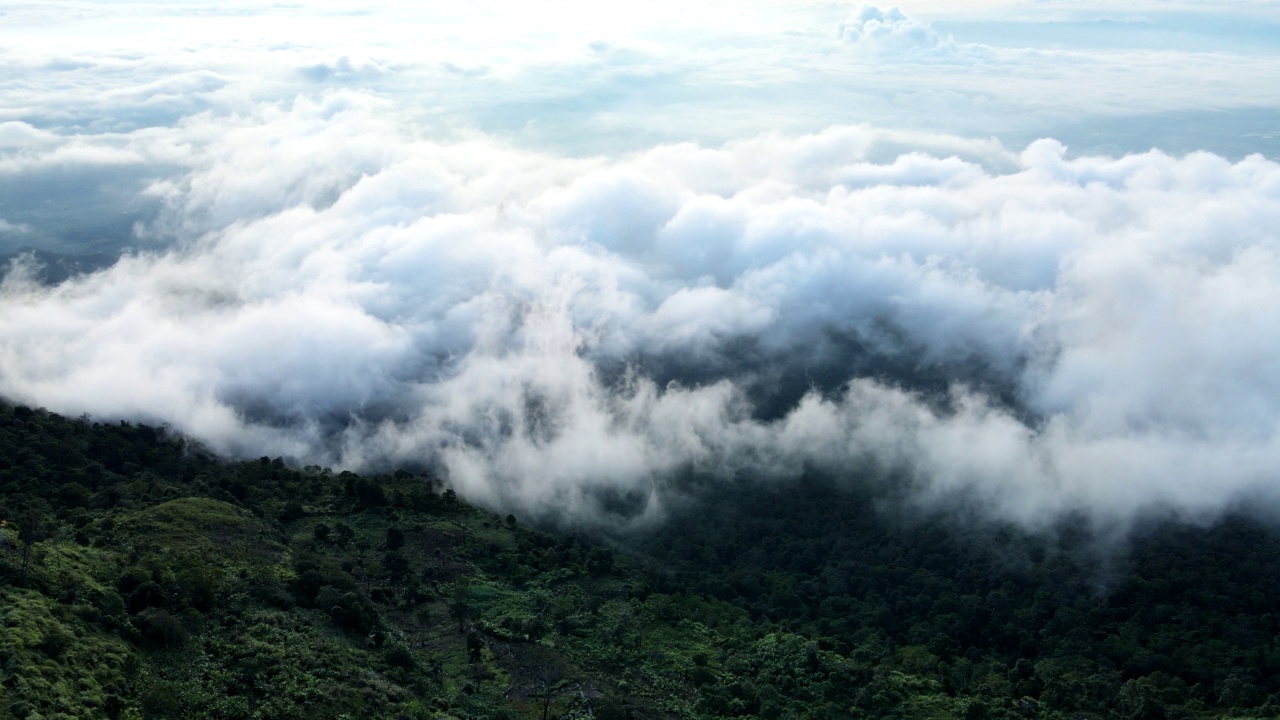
3, 92, 1279, 532
3, 1, 1280, 533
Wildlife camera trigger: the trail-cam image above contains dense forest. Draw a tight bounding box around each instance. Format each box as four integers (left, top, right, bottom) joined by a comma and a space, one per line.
3, 401, 1280, 719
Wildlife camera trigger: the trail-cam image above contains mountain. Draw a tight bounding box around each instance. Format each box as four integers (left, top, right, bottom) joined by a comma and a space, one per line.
3, 402, 1279, 719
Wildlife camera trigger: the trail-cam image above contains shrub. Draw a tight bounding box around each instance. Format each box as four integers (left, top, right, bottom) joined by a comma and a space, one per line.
134, 608, 188, 649
385, 645, 416, 670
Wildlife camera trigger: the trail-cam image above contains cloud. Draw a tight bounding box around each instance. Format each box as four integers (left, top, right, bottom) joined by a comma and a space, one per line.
3, 1, 1280, 533
298, 56, 392, 83
3, 96, 1280, 533
0, 218, 30, 234
0, 121, 58, 148
838, 4, 957, 55
834, 4, 1009, 67
3, 1, 1278, 158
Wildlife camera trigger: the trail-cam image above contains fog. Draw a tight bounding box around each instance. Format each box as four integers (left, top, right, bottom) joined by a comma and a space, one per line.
3, 1, 1280, 532
4, 96, 1280, 530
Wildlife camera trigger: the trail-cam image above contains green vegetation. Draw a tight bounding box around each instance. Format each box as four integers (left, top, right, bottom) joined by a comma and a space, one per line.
2, 402, 1280, 719
638, 476, 1280, 720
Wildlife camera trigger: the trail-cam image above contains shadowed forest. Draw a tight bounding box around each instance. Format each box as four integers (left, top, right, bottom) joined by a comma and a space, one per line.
3, 401, 1280, 719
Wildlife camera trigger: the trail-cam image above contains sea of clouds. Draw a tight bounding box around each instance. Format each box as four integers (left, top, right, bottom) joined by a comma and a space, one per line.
3, 2, 1280, 531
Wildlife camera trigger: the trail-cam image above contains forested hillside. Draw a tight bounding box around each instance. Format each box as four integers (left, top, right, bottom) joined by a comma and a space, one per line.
3, 402, 1280, 719
639, 478, 1280, 719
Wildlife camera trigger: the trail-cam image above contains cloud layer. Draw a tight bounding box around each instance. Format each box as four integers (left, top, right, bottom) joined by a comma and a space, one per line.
4, 93, 1280, 532
4, 2, 1280, 531
3, 1, 1278, 160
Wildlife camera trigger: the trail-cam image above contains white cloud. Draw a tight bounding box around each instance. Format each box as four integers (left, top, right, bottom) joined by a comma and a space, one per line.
3, 96, 1280, 531
3, 0, 1280, 532
0, 218, 31, 234
2, 1, 1278, 155
838, 4, 959, 55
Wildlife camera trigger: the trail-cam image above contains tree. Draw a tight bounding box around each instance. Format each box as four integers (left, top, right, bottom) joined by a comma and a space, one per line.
466, 630, 484, 663
383, 551, 411, 584
385, 526, 405, 550
333, 522, 355, 545
534, 656, 563, 720
450, 582, 479, 633
17, 508, 46, 587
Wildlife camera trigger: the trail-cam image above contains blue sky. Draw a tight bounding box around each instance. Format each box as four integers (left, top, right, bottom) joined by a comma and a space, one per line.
2, 1, 1280, 529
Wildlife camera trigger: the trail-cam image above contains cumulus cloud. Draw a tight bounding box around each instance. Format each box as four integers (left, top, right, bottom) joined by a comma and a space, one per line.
2, 96, 1280, 533
833, 4, 1024, 70
838, 4, 960, 55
